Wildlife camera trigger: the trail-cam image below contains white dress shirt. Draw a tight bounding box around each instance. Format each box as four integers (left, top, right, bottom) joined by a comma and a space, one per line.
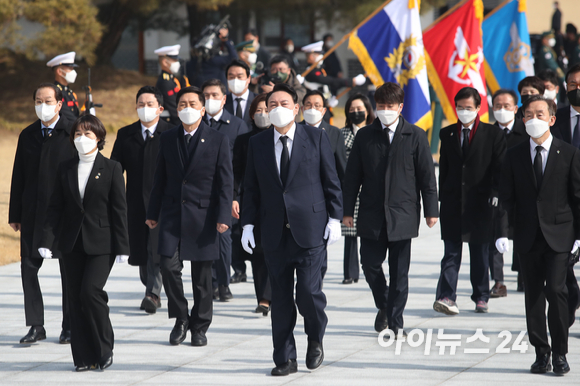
498, 119, 515, 133
458, 121, 475, 146
380, 117, 399, 143
352, 123, 361, 136
529, 134, 552, 173
570, 106, 580, 138
207, 107, 224, 124
183, 126, 200, 141
274, 123, 296, 173
78, 150, 98, 201
41, 115, 60, 135
141, 121, 158, 140
233, 89, 250, 119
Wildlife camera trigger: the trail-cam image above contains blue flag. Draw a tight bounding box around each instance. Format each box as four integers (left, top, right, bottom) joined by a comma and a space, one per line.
483, 0, 534, 103
349, 0, 431, 130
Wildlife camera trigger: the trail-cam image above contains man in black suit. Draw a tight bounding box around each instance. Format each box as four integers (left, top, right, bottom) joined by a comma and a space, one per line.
434, 87, 506, 315
241, 83, 342, 376
548, 63, 580, 326
9, 83, 76, 344
111, 86, 172, 314
489, 89, 529, 297
224, 60, 256, 126
496, 95, 580, 375
343, 83, 438, 337
201, 79, 250, 299
146, 86, 233, 347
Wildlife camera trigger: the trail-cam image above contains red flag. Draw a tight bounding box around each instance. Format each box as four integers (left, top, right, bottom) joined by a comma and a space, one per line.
424, 0, 488, 123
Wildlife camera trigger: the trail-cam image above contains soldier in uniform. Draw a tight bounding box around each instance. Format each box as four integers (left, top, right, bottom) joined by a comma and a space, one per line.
535, 32, 565, 83
155, 45, 190, 126
48, 52, 80, 123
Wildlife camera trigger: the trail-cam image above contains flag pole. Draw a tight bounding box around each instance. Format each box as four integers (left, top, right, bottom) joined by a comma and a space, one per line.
301, 0, 394, 78
483, 0, 512, 20
423, 0, 469, 33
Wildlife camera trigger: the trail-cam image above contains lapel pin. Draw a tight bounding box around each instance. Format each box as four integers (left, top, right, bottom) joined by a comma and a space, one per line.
227, 120, 230, 124
451, 132, 454, 136
201, 139, 205, 143
557, 150, 560, 154
95, 172, 101, 179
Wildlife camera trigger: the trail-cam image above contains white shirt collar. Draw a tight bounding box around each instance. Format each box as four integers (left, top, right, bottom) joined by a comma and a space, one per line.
352, 123, 361, 135
529, 133, 553, 153
570, 106, 580, 118
233, 89, 250, 101
273, 123, 296, 144
184, 126, 199, 137
208, 108, 224, 122
498, 120, 515, 131
141, 121, 159, 136
42, 115, 60, 129
311, 120, 323, 129
380, 117, 399, 132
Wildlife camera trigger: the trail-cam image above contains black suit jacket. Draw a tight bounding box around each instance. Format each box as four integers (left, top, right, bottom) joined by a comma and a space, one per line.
147, 123, 233, 261
495, 116, 529, 149
233, 124, 270, 202
225, 91, 256, 126
301, 120, 347, 186
551, 106, 573, 144
242, 123, 343, 251
110, 119, 172, 265
9, 117, 76, 258
206, 108, 250, 158
439, 118, 506, 243
498, 137, 580, 253
41, 152, 130, 256
343, 118, 438, 241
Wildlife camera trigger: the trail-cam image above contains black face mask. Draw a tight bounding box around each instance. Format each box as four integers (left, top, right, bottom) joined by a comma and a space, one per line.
567, 89, 580, 106
520, 94, 532, 104
348, 111, 366, 125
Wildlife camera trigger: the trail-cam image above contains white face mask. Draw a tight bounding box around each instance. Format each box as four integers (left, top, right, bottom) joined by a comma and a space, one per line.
254, 113, 271, 129
169, 61, 181, 75
376, 108, 400, 126
247, 53, 257, 65
303, 109, 324, 125
137, 107, 159, 123
178, 107, 201, 125
228, 78, 247, 95
269, 106, 295, 128
456, 109, 478, 124
525, 118, 550, 138
205, 99, 223, 116
314, 54, 324, 66
493, 108, 515, 125
544, 89, 558, 100
548, 38, 556, 47
35, 103, 59, 122
285, 45, 294, 53
74, 135, 98, 155
325, 40, 334, 48
64, 69, 77, 84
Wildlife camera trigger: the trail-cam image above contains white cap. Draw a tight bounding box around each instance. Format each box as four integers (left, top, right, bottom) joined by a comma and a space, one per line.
46, 52, 78, 68
154, 45, 181, 58
301, 41, 324, 53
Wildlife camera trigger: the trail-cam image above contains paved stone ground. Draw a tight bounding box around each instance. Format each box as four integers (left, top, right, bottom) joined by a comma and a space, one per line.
1, 221, 579, 385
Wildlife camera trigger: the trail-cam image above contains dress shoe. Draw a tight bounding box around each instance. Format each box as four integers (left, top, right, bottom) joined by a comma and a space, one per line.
552, 354, 570, 375
433, 298, 459, 315
255, 304, 270, 316
530, 352, 551, 373
169, 319, 189, 345
230, 272, 247, 284
374, 309, 389, 332
20, 326, 46, 344
75, 364, 97, 372
59, 329, 71, 344
219, 285, 233, 302
392, 329, 407, 340
475, 300, 488, 313
306, 341, 324, 370
191, 330, 207, 347
490, 282, 507, 298
271, 359, 298, 376
342, 278, 353, 284
141, 295, 161, 314
213, 287, 219, 300
99, 354, 113, 370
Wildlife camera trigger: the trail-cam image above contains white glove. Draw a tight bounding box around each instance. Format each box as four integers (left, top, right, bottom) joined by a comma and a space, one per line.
571, 240, 580, 254
115, 255, 129, 263
241, 225, 256, 254
354, 74, 366, 86
327, 96, 339, 108
296, 74, 304, 84
38, 248, 53, 259
489, 197, 498, 207
495, 237, 509, 254
323, 218, 341, 246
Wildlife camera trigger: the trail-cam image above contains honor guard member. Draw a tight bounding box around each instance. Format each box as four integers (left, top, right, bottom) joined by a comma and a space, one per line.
535, 32, 565, 83
155, 45, 190, 126
48, 52, 80, 123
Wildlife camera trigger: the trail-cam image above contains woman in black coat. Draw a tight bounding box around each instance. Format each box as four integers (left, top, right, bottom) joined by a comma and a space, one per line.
40, 115, 129, 371
231, 93, 272, 315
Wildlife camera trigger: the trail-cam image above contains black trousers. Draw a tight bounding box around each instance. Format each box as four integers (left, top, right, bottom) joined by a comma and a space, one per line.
138, 229, 163, 298
488, 241, 504, 282
63, 236, 115, 367
343, 236, 360, 281
212, 226, 232, 287
436, 240, 490, 303
360, 228, 411, 331
21, 254, 70, 330
161, 251, 213, 333
265, 228, 327, 366
520, 231, 569, 355
231, 221, 247, 275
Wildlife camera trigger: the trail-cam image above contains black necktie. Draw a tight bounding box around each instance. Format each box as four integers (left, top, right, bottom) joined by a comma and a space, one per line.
235, 97, 243, 119
42, 127, 50, 139
534, 145, 543, 188
504, 128, 510, 136
573, 116, 580, 149
462, 128, 470, 157
144, 129, 151, 143
185, 134, 192, 145
279, 136, 289, 186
